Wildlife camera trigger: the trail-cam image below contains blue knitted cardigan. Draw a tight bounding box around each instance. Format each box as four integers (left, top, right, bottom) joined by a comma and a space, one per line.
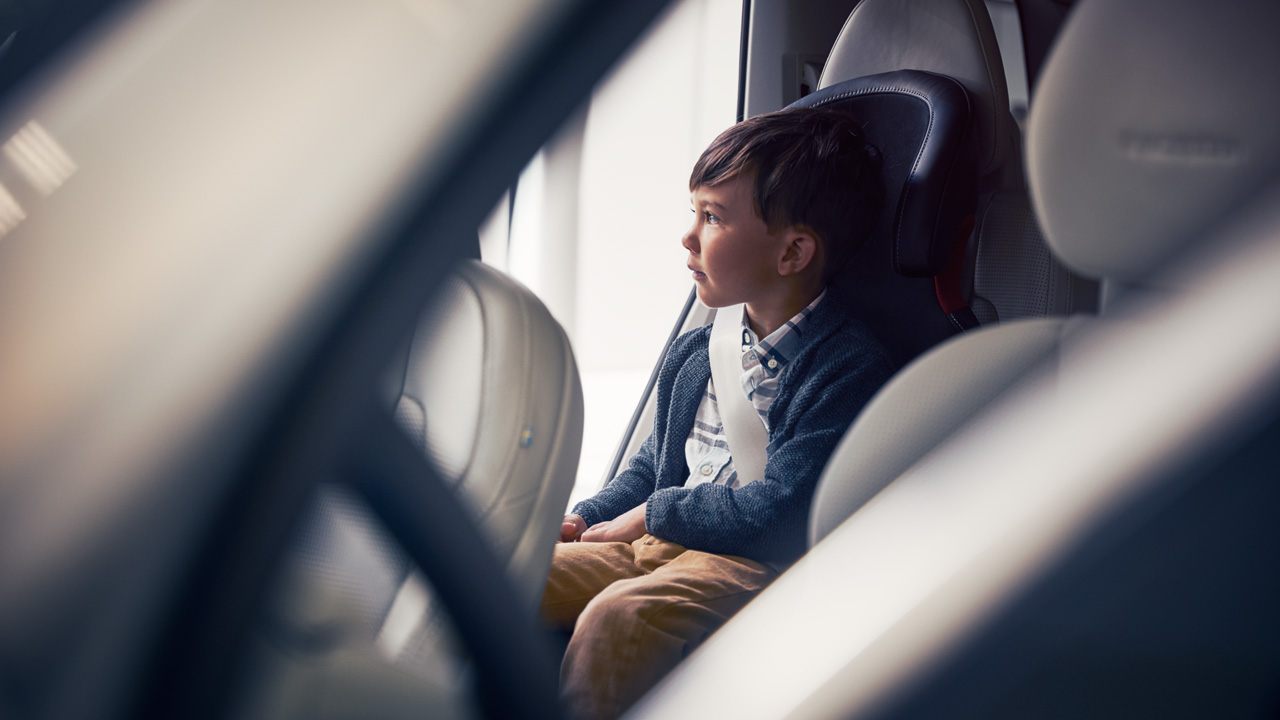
573, 292, 895, 565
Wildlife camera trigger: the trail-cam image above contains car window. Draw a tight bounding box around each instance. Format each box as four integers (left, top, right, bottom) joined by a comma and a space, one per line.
479, 0, 741, 507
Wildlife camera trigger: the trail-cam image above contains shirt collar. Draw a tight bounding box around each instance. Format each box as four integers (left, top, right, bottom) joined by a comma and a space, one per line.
740, 290, 826, 376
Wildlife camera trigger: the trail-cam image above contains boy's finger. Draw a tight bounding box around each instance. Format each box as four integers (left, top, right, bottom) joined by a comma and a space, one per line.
560, 519, 583, 541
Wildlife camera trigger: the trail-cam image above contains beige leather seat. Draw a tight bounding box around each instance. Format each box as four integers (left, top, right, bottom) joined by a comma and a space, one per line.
391, 259, 583, 608
243, 259, 582, 716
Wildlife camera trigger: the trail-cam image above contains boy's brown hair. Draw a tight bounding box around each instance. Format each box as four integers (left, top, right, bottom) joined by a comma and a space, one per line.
689, 106, 884, 278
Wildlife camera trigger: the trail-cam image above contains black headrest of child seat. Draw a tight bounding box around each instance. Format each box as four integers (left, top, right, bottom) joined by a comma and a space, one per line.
791, 70, 978, 368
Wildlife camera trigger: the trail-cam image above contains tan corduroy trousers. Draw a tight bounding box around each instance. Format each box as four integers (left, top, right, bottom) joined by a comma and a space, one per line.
540, 534, 778, 720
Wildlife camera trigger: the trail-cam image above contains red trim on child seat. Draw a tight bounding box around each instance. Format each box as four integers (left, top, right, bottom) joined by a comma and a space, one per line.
934, 213, 976, 314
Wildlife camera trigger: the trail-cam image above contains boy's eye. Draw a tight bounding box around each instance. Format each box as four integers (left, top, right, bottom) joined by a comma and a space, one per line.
704, 211, 719, 224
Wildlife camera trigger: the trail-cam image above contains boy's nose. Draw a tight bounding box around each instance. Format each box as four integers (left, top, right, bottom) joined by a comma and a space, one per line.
681, 227, 698, 253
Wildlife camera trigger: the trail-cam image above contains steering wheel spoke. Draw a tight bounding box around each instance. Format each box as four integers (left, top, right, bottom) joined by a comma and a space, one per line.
344, 402, 560, 720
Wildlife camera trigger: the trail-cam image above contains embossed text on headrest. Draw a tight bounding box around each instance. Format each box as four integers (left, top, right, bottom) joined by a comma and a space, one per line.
1120, 131, 1243, 165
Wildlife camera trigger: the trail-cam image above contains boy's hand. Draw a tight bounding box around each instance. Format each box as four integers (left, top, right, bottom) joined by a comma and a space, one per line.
560, 514, 588, 542
580, 503, 647, 544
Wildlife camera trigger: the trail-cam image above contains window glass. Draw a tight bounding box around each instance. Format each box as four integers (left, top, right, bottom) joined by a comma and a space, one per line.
481, 0, 741, 506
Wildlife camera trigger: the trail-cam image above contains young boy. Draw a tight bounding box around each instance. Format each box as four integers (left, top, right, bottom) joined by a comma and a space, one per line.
541, 106, 894, 720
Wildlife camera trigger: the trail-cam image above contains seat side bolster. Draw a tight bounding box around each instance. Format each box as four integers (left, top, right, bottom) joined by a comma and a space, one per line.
808, 317, 1069, 545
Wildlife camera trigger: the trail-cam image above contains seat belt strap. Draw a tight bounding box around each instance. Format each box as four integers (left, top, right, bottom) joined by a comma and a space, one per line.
709, 304, 769, 487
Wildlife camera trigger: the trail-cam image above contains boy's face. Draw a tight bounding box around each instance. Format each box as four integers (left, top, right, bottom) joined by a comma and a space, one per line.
683, 174, 789, 309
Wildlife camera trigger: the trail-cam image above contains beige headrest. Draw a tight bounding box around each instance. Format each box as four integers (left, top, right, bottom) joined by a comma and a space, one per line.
819, 0, 1015, 176
1027, 0, 1280, 281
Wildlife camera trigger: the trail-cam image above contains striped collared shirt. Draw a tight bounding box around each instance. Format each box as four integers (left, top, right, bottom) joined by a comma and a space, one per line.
684, 291, 826, 489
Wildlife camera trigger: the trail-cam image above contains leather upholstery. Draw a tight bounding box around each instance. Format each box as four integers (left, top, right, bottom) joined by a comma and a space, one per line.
791, 71, 978, 368
808, 316, 1079, 544
819, 0, 1014, 177
969, 190, 1097, 323
795, 71, 975, 278
1027, 0, 1280, 283
819, 0, 1096, 322
395, 259, 584, 604
254, 260, 583, 711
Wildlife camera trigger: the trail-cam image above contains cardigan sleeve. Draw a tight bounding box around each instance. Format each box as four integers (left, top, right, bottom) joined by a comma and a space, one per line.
644, 331, 893, 564
569, 327, 709, 526
570, 428, 660, 527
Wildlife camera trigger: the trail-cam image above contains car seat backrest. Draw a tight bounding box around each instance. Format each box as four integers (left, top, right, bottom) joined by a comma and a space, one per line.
809, 0, 1280, 546
818, 0, 1013, 178
800, 0, 1027, 371
790, 70, 978, 368
393, 259, 584, 602
967, 188, 1097, 322
821, 0, 1098, 327
260, 259, 583, 687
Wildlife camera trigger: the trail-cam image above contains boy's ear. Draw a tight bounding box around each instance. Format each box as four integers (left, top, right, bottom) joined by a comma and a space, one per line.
776, 226, 820, 277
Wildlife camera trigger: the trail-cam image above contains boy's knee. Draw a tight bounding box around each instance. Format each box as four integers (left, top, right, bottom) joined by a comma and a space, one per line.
565, 581, 705, 719
575, 581, 648, 635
